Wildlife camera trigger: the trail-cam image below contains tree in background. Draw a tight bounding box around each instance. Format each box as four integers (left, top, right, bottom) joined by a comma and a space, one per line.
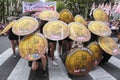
47, 0, 95, 20
0, 0, 114, 23
0, 0, 38, 23
48, 0, 114, 20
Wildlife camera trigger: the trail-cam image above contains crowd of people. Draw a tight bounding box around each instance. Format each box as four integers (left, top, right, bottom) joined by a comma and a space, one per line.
0, 10, 120, 78
2, 12, 60, 78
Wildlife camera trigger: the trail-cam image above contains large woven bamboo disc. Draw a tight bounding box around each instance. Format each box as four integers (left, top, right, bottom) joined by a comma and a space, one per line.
65, 48, 93, 76
0, 20, 16, 35
93, 8, 109, 22
12, 17, 39, 36
69, 22, 91, 42
74, 15, 87, 26
88, 21, 111, 36
39, 10, 59, 21
98, 37, 120, 55
43, 20, 69, 40
59, 9, 74, 23
19, 33, 48, 61
87, 42, 103, 66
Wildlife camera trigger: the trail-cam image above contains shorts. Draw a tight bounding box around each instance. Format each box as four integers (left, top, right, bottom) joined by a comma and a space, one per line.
47, 39, 56, 43
59, 40, 62, 46
28, 54, 47, 67
8, 28, 18, 40
28, 59, 41, 67
64, 37, 72, 42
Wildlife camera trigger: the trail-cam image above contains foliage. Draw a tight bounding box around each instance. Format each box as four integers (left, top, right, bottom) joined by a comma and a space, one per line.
47, 0, 95, 19
48, 0, 113, 20
0, 0, 38, 23
0, 0, 114, 23
64, 0, 91, 18
56, 1, 66, 12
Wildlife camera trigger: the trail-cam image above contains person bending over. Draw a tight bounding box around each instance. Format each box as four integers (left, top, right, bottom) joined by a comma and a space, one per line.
28, 54, 48, 77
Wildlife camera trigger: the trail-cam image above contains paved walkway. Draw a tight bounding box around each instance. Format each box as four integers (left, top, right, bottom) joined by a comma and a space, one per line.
0, 36, 120, 80
48, 51, 71, 80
